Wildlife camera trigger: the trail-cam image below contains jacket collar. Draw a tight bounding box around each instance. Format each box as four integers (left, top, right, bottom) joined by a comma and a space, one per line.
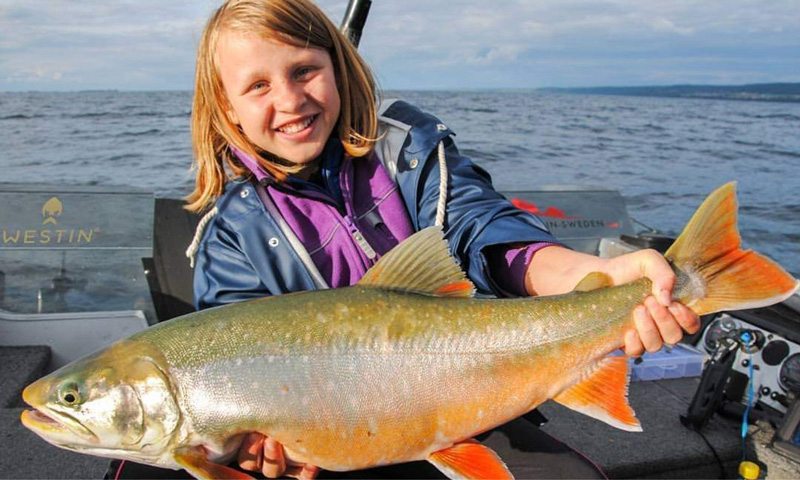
230, 140, 344, 185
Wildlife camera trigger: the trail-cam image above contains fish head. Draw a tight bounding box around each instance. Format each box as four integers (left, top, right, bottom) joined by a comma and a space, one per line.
21, 341, 181, 463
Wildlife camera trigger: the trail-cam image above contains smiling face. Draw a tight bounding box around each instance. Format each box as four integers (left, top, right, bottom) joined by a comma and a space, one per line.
216, 30, 341, 168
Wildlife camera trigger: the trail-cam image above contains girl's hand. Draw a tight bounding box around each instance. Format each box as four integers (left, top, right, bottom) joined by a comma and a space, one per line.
603, 249, 701, 356
524, 246, 702, 357
238, 433, 320, 479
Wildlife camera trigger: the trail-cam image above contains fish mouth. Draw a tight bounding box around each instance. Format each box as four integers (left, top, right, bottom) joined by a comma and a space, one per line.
21, 407, 98, 445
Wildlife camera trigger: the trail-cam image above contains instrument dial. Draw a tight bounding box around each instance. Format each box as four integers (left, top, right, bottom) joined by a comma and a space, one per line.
779, 354, 800, 394
703, 318, 736, 353
721, 317, 737, 331
762, 340, 790, 366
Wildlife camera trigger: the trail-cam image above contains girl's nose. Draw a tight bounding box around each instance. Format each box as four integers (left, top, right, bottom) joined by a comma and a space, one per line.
273, 80, 306, 112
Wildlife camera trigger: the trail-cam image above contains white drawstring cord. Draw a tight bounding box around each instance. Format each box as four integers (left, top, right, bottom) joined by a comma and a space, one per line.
185, 206, 218, 268
435, 140, 448, 227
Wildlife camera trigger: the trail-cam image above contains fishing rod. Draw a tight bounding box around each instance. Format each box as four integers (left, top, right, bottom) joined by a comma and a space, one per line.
340, 0, 372, 48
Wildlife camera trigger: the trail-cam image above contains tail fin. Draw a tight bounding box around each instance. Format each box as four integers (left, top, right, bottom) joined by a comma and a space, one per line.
666, 182, 798, 316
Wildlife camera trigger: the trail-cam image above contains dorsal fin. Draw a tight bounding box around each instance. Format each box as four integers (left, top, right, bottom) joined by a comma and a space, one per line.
573, 272, 614, 292
358, 226, 476, 298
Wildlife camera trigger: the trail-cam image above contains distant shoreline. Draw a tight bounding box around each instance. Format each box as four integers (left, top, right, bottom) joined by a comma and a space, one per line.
3, 84, 800, 103
537, 83, 800, 103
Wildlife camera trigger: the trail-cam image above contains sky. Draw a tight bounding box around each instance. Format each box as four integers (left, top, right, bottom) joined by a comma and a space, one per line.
1, 0, 799, 92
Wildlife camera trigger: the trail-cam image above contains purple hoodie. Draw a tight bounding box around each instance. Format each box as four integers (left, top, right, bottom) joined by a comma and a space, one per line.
233, 142, 552, 296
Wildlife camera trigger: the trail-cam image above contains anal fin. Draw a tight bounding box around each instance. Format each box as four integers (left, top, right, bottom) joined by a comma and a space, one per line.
174, 447, 253, 480
428, 439, 514, 479
553, 356, 641, 432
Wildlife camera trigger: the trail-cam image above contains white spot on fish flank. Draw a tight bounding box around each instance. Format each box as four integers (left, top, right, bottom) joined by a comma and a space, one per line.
367, 418, 379, 435
591, 304, 598, 311
608, 306, 614, 313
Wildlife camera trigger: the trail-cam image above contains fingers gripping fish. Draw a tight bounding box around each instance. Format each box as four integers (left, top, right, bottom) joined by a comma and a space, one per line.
21, 183, 799, 479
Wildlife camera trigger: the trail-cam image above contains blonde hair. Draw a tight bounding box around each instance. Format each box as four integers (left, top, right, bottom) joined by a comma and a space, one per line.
187, 0, 379, 212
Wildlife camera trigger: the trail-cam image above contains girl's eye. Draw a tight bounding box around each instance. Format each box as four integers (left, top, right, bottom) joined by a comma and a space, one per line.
295, 67, 313, 79
250, 81, 267, 91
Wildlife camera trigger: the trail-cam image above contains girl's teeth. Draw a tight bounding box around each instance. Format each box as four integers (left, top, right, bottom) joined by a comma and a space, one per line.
278, 116, 314, 134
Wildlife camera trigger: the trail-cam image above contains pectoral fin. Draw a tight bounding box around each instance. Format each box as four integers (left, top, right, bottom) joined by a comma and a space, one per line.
174, 447, 253, 480
553, 355, 641, 432
427, 439, 514, 480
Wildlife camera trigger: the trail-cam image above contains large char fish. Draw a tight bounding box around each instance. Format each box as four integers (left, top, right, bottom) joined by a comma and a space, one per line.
21, 183, 799, 479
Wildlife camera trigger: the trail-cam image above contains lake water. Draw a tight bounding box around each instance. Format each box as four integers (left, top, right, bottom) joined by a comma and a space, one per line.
1, 90, 798, 276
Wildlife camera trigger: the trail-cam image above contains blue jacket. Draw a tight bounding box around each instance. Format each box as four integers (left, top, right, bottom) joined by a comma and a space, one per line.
193, 100, 561, 309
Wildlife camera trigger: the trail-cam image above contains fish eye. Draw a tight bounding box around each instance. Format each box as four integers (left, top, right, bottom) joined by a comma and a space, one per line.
58, 383, 81, 405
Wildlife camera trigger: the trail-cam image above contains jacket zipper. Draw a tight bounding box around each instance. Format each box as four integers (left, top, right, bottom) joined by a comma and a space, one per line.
338, 157, 379, 262
344, 216, 377, 260
261, 178, 346, 215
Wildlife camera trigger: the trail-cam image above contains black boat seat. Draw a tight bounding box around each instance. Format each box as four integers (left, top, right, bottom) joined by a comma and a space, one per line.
144, 198, 199, 322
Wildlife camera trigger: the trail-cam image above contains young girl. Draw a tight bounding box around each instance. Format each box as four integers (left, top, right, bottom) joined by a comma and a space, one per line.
180, 0, 700, 478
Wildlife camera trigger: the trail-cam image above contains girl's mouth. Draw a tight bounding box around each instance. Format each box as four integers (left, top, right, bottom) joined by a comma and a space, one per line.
275, 114, 317, 135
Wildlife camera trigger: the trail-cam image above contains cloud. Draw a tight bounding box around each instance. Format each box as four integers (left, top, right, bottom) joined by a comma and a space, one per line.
0, 0, 215, 90
1, 0, 799, 91
357, 0, 800, 88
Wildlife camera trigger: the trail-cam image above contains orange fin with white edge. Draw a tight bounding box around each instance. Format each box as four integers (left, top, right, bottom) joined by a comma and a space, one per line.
428, 439, 514, 480
666, 182, 799, 315
553, 355, 641, 432
174, 446, 253, 480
